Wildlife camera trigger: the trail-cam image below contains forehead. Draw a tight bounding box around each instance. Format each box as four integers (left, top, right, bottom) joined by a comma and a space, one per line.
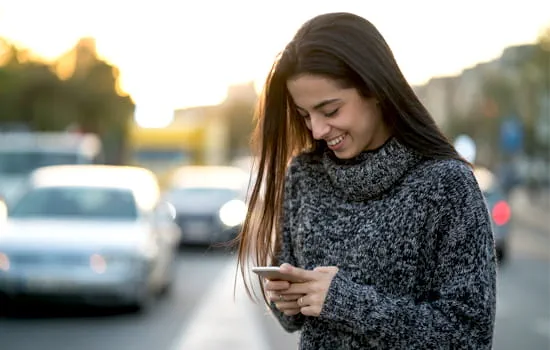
287, 75, 349, 108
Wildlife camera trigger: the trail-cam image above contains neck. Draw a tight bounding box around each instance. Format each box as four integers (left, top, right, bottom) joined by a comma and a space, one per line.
323, 138, 422, 201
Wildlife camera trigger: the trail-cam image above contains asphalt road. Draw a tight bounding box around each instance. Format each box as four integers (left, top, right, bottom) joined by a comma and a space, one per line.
1, 221, 549, 350
0, 246, 236, 350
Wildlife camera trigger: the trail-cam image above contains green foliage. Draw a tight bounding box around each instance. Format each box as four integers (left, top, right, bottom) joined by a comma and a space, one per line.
0, 38, 135, 164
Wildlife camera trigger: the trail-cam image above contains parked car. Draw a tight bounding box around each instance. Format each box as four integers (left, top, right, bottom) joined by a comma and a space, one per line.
0, 131, 104, 204
474, 166, 512, 263
164, 166, 249, 247
0, 165, 180, 312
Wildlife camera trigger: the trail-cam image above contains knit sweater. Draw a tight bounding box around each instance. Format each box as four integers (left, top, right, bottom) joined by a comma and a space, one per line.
270, 138, 497, 349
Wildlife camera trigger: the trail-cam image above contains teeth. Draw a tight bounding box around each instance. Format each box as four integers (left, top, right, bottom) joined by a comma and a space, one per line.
327, 135, 345, 146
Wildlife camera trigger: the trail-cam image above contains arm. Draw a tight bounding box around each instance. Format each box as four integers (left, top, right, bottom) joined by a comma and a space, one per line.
319, 164, 497, 349
268, 158, 306, 332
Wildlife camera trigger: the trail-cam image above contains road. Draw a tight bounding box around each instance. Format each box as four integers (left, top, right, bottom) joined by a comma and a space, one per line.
1, 222, 549, 350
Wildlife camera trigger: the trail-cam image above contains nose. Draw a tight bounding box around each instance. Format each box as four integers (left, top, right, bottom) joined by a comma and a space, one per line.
309, 115, 331, 140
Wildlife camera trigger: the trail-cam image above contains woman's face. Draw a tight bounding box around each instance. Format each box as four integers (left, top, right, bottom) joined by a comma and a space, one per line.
287, 74, 390, 159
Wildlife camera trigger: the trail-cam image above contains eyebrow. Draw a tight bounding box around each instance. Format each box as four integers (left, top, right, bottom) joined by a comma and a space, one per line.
296, 98, 342, 112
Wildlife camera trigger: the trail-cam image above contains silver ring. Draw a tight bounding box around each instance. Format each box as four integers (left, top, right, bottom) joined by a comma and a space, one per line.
279, 294, 284, 301
298, 297, 304, 306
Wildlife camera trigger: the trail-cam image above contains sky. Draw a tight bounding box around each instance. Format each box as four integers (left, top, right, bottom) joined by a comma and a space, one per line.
0, 0, 549, 125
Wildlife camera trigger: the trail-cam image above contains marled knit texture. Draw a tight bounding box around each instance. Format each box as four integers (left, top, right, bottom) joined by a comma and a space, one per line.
270, 138, 497, 349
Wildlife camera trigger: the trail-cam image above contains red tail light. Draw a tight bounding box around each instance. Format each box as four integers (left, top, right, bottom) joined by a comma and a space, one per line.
492, 200, 511, 226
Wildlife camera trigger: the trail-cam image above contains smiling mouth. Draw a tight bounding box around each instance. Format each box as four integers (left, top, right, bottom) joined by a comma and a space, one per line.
327, 134, 345, 146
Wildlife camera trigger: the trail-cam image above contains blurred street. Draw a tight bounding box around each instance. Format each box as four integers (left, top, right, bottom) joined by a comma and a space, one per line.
0, 3, 548, 350
1, 190, 549, 350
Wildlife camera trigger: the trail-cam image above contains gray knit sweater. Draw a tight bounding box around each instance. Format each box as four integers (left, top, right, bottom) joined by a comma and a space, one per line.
270, 138, 497, 349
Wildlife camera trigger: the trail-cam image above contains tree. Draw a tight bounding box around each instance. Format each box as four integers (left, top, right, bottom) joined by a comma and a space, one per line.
0, 37, 135, 164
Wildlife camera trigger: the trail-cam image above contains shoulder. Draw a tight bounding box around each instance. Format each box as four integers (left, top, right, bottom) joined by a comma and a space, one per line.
413, 158, 477, 189
401, 158, 476, 195
416, 158, 486, 211
433, 159, 478, 192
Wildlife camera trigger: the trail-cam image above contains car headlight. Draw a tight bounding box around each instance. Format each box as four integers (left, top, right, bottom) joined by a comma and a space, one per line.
219, 199, 247, 227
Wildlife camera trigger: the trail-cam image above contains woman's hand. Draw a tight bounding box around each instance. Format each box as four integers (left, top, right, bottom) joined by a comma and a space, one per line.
265, 278, 304, 316
266, 263, 339, 317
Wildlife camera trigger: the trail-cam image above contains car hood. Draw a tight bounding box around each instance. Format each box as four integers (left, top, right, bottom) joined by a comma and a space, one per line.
0, 219, 151, 253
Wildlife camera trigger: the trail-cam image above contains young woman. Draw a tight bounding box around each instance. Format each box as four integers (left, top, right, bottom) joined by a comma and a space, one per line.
237, 12, 497, 349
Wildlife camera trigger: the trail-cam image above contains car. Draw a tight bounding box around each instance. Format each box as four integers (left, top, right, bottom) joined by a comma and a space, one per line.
474, 166, 512, 263
164, 166, 249, 247
0, 165, 180, 312
0, 131, 104, 204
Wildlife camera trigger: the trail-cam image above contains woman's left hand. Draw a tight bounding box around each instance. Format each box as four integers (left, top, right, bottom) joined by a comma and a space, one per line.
278, 263, 339, 317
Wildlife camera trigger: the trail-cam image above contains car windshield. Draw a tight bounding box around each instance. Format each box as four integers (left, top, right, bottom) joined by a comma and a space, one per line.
0, 151, 81, 176
8, 186, 138, 220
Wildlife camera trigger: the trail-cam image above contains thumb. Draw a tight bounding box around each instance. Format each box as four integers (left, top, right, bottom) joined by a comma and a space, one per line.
314, 266, 339, 274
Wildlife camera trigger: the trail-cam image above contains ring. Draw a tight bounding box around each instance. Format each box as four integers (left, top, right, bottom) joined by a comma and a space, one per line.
279, 294, 284, 301
298, 297, 304, 306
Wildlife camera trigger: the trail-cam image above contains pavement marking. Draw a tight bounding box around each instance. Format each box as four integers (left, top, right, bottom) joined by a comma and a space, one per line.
170, 260, 269, 350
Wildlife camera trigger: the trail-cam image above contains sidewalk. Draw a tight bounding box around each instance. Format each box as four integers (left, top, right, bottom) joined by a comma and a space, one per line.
170, 261, 270, 350
509, 186, 550, 234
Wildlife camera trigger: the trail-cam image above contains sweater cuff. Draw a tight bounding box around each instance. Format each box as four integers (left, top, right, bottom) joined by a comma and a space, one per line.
320, 272, 377, 327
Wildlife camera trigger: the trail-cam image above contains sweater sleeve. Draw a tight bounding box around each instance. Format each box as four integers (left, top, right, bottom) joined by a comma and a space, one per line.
318, 162, 497, 349
268, 157, 306, 332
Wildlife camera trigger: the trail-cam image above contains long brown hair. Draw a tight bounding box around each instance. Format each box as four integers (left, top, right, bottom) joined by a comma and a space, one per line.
236, 12, 465, 301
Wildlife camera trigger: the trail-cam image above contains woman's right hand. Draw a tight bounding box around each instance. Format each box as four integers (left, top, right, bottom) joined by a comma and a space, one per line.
265, 279, 304, 316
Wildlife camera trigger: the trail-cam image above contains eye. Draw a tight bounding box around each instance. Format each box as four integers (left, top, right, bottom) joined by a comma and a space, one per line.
324, 108, 339, 117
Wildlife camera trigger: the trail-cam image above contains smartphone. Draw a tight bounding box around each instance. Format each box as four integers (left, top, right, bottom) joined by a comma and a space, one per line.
252, 266, 304, 283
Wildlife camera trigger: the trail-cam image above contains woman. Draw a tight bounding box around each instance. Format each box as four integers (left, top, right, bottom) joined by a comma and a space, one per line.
237, 12, 497, 349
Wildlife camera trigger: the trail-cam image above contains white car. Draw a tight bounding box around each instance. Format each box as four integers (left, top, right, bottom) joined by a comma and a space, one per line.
0, 165, 181, 312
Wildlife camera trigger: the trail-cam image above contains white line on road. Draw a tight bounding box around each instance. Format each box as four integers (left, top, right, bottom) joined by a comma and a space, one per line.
170, 260, 269, 350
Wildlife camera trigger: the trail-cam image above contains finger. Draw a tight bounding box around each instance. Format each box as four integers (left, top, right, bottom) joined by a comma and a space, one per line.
268, 292, 287, 303
274, 301, 300, 310
280, 263, 318, 281
283, 281, 314, 295
299, 305, 320, 317
268, 292, 301, 303
313, 266, 339, 273
296, 295, 309, 308
283, 308, 301, 316
265, 280, 291, 291
277, 293, 303, 301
